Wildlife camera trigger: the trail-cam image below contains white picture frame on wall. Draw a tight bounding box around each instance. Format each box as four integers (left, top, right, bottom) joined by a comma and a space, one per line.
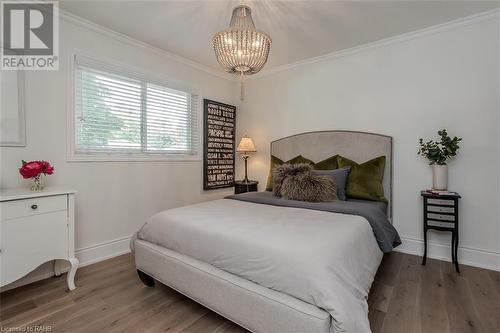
0, 68, 26, 147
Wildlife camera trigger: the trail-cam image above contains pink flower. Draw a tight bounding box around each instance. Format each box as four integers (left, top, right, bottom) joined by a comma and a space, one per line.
19, 160, 55, 179
39, 161, 54, 175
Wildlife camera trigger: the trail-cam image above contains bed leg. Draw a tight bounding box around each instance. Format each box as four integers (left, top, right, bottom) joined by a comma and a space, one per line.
137, 269, 155, 287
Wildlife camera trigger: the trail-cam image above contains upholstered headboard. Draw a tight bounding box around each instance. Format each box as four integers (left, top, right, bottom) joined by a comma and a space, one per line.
270, 130, 393, 222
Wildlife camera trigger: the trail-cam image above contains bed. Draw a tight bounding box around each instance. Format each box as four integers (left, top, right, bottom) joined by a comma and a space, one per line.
133, 130, 400, 333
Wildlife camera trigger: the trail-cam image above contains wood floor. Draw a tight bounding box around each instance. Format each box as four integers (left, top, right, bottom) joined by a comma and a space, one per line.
1, 252, 499, 333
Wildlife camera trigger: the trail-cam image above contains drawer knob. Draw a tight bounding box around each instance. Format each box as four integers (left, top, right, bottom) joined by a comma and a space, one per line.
31, 204, 38, 210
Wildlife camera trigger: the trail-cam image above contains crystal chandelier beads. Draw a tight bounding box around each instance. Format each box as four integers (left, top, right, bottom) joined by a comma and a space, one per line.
213, 5, 271, 99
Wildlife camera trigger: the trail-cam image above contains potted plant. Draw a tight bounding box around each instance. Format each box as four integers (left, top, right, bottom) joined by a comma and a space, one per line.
418, 129, 462, 190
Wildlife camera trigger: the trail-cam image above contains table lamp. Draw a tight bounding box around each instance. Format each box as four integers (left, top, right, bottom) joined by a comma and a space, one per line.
236, 136, 257, 183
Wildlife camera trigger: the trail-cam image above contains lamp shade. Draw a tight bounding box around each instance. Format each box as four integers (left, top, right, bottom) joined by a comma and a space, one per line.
237, 137, 256, 153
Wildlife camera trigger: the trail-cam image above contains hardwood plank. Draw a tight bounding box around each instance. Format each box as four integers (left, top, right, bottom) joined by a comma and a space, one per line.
120, 296, 194, 332
460, 264, 500, 332
368, 308, 386, 333
1, 296, 75, 328
489, 270, 500, 296
1, 268, 62, 299
0, 275, 68, 310
24, 295, 106, 330
53, 281, 153, 332
378, 253, 424, 333
54, 300, 112, 333
398, 252, 423, 283
419, 258, 450, 333
143, 297, 209, 333
2, 252, 499, 333
212, 321, 249, 333
375, 252, 404, 287
181, 311, 227, 333
69, 269, 139, 304
1, 254, 133, 311
52, 276, 144, 332
379, 279, 421, 333
442, 261, 486, 333
107, 290, 183, 333
74, 289, 171, 332
0, 299, 37, 321
368, 282, 393, 313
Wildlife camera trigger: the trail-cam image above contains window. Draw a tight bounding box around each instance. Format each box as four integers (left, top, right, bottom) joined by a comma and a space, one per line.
71, 56, 199, 161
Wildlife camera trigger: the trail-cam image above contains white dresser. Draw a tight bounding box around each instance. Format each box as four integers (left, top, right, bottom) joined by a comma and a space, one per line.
0, 187, 79, 290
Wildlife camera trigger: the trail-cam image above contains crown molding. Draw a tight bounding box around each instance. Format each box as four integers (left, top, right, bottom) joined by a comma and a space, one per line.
59, 7, 499, 83
59, 9, 234, 82
251, 8, 500, 80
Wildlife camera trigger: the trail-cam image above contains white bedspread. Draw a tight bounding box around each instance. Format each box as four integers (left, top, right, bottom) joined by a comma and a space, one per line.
137, 199, 383, 332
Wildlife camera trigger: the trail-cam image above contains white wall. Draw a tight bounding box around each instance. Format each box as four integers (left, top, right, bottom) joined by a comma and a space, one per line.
1, 9, 498, 289
237, 14, 500, 270
0, 15, 238, 273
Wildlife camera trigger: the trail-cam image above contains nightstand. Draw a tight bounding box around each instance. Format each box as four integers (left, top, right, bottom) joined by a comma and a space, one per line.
421, 191, 461, 272
234, 181, 258, 194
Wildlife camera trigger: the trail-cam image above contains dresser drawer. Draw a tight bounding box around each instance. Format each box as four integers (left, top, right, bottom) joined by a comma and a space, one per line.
427, 205, 455, 213
427, 198, 455, 206
427, 213, 455, 222
1, 210, 69, 285
1, 195, 67, 220
428, 221, 455, 228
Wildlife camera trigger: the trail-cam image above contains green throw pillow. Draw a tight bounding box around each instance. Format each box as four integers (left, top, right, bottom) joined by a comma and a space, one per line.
314, 155, 339, 170
337, 155, 387, 202
265, 155, 315, 191
266, 155, 284, 191
288, 155, 315, 166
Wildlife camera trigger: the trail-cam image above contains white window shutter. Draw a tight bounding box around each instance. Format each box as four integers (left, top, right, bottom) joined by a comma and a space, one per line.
73, 56, 199, 157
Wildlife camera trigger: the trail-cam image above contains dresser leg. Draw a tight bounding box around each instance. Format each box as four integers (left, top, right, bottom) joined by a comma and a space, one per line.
67, 257, 79, 291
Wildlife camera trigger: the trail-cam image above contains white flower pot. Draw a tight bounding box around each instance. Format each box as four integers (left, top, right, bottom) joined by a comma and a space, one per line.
432, 164, 448, 190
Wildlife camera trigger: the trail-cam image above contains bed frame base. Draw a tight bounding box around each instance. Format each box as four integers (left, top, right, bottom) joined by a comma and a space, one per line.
134, 240, 331, 333
137, 269, 155, 287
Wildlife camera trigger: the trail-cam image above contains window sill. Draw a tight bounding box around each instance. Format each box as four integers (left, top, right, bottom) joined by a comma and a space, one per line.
67, 153, 201, 162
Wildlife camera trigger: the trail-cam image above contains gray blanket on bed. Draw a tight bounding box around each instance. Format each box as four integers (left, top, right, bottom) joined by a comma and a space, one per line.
226, 191, 400, 253
136, 198, 384, 332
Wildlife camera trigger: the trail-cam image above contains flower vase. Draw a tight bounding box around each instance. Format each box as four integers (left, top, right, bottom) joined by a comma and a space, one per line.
31, 175, 45, 191
432, 164, 448, 190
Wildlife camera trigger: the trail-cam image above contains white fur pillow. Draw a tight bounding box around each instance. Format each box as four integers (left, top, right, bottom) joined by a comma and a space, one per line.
272, 163, 312, 197
273, 163, 338, 202
281, 173, 338, 202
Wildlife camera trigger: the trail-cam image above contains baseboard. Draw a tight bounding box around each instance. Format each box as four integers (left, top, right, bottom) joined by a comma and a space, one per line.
395, 236, 500, 272
3, 234, 499, 292
1, 236, 132, 292
75, 235, 132, 266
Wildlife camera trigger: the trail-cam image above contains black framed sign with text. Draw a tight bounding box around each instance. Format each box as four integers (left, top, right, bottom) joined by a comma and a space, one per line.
203, 99, 236, 190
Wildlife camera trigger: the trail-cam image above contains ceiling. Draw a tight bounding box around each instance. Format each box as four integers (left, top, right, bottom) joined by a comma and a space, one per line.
60, 1, 500, 73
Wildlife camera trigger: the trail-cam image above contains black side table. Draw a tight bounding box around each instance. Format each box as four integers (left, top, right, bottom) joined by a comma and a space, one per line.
421, 191, 461, 272
234, 181, 258, 195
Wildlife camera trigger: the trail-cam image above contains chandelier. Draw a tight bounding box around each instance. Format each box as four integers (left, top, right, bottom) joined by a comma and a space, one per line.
213, 5, 271, 100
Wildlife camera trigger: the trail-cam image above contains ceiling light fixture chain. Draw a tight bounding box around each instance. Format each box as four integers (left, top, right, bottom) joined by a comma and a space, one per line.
240, 70, 244, 101
213, 5, 271, 101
